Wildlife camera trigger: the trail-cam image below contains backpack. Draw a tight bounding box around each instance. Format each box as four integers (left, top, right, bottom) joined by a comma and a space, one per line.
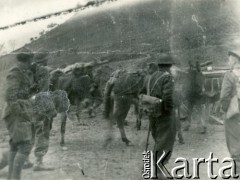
139, 72, 168, 117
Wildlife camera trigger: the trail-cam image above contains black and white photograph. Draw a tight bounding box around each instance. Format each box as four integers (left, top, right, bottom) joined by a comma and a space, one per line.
0, 0, 240, 179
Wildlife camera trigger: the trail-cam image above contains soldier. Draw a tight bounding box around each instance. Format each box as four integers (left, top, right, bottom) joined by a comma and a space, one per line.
103, 69, 127, 120
184, 60, 207, 134
140, 54, 176, 179
220, 50, 240, 174
31, 49, 56, 171
3, 47, 34, 180
170, 65, 185, 144
33, 49, 50, 92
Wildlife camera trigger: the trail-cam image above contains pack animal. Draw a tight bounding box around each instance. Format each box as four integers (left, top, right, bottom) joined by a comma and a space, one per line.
49, 67, 93, 146
103, 69, 146, 145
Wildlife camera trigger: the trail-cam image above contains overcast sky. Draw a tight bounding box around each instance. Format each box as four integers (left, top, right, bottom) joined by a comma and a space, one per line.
0, 0, 89, 27
0, 0, 90, 54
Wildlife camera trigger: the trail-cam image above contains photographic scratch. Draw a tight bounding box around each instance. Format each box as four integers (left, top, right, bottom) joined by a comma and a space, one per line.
192, 14, 204, 33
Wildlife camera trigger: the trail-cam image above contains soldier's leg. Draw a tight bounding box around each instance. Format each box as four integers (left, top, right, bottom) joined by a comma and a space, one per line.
184, 101, 194, 131
0, 149, 9, 170
11, 141, 32, 180
175, 108, 184, 144
8, 140, 17, 179
132, 98, 141, 130
199, 104, 207, 134
153, 116, 176, 179
33, 117, 54, 171
23, 123, 35, 169
60, 112, 67, 146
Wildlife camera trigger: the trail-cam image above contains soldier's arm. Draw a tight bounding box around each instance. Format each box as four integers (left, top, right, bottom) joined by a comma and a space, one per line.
139, 76, 148, 95
161, 75, 174, 114
220, 73, 234, 112
38, 67, 50, 92
5, 68, 22, 103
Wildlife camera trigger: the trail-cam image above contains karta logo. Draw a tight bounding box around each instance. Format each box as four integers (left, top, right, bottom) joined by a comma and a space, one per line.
142, 151, 239, 179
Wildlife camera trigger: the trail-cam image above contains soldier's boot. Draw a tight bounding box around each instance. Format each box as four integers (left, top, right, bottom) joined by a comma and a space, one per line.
33, 157, 54, 171
7, 151, 16, 180
23, 157, 33, 169
11, 153, 28, 180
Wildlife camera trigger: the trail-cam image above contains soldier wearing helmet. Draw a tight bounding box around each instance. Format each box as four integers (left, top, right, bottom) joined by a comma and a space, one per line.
3, 47, 34, 179
30, 49, 55, 171
140, 53, 176, 179
33, 49, 50, 92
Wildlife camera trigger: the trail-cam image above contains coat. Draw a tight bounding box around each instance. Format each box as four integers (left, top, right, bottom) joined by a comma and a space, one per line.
220, 70, 240, 160
141, 71, 174, 116
220, 71, 238, 112
141, 70, 176, 163
35, 65, 50, 92
3, 66, 34, 143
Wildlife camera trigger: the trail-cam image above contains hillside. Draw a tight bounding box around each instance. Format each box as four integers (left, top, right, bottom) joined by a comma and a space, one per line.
24, 0, 240, 67
0, 0, 239, 107
0, 0, 239, 69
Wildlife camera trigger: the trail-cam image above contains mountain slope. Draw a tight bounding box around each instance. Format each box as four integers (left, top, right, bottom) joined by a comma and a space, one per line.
1, 0, 239, 69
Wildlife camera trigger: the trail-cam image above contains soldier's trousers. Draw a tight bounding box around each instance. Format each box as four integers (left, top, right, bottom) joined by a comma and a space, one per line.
149, 114, 176, 165
31, 115, 51, 161
186, 97, 206, 129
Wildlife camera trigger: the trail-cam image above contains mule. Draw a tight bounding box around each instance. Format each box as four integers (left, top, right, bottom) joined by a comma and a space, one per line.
49, 68, 95, 146
103, 69, 146, 145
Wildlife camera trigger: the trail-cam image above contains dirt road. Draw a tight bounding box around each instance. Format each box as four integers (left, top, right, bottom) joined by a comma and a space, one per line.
0, 107, 229, 180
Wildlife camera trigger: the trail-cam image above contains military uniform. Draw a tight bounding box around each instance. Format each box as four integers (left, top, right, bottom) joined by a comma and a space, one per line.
32, 64, 51, 165
220, 51, 240, 174
184, 63, 207, 133
143, 71, 175, 156
3, 48, 34, 180
172, 69, 185, 144
35, 65, 50, 92
141, 55, 176, 179
30, 92, 57, 171
31, 49, 55, 171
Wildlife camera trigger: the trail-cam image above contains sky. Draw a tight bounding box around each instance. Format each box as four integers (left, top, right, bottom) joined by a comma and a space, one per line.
0, 0, 89, 27
0, 0, 89, 55
0, 0, 139, 55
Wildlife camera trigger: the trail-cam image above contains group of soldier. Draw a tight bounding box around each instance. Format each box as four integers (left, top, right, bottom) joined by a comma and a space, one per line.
1, 45, 105, 180
2, 47, 240, 180
2, 47, 72, 180
140, 51, 240, 179
1, 49, 206, 180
